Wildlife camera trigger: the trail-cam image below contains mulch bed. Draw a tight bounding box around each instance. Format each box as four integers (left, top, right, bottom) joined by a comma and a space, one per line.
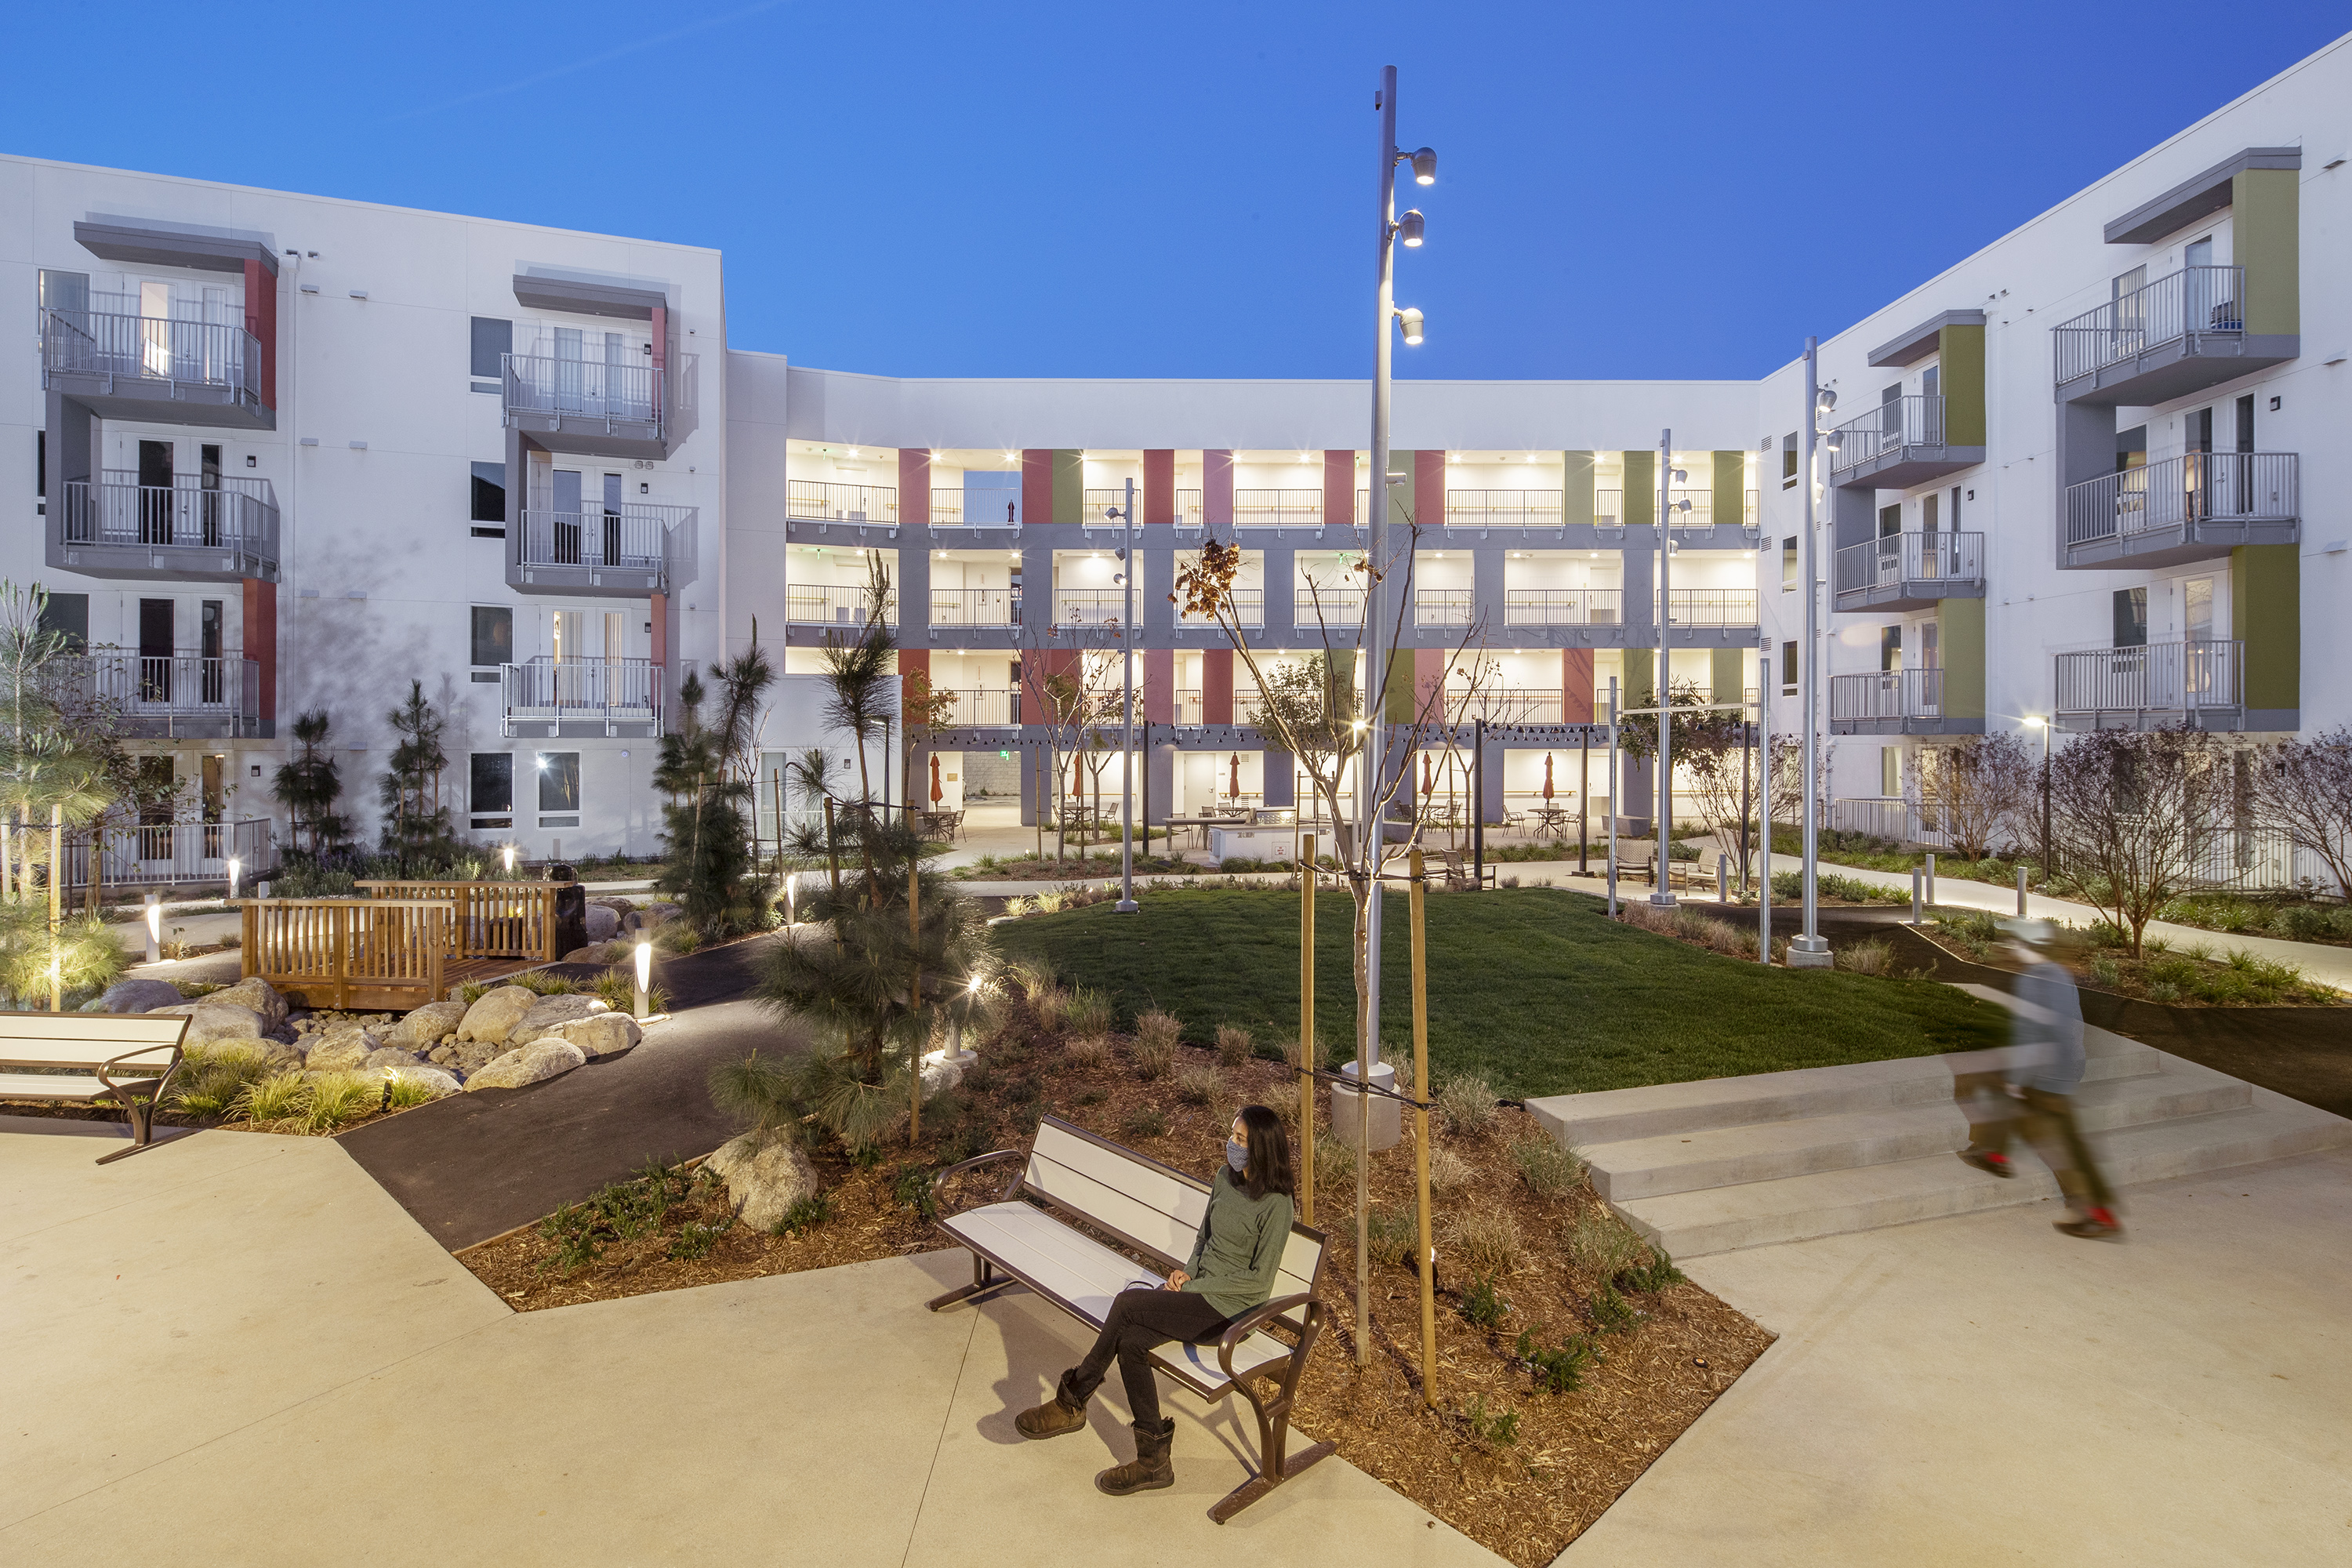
456, 988, 1771, 1565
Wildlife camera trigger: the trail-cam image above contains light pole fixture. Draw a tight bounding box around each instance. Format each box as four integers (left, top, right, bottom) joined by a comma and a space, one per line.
1106, 478, 1139, 914
1650, 429, 1679, 909
1789, 343, 1833, 967
2024, 716, 2053, 880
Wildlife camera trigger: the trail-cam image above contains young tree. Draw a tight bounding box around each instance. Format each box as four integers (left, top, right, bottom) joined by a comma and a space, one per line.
1766, 734, 1837, 833
1905, 733, 2037, 862
1013, 633, 1120, 866
654, 643, 778, 938
818, 552, 898, 811
2252, 728, 2352, 899
0, 583, 117, 902
2047, 726, 2223, 956
273, 710, 348, 853
377, 681, 461, 863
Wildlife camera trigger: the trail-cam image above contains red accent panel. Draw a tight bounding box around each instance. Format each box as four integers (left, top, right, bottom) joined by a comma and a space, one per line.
1563, 649, 1595, 724
651, 305, 666, 372
1022, 451, 1053, 527
1143, 451, 1175, 526
1203, 451, 1233, 529
651, 593, 669, 668
899, 648, 931, 719
1202, 648, 1235, 724
1415, 648, 1445, 721
1144, 647, 1174, 724
243, 578, 277, 725
1324, 451, 1355, 529
899, 449, 930, 527
244, 260, 277, 410
1414, 450, 1445, 532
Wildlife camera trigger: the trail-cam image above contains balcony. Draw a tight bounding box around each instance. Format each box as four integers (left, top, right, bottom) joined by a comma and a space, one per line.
1830, 668, 1975, 736
1833, 532, 1986, 612
929, 688, 1022, 728
787, 481, 899, 529
1459, 688, 1564, 724
508, 503, 688, 596
53, 475, 278, 582
1174, 489, 1326, 532
1415, 588, 1473, 628
2061, 452, 2297, 568
2055, 640, 2243, 731
929, 588, 1020, 627
50, 652, 262, 739
1175, 587, 1262, 628
1663, 588, 1760, 629
499, 656, 664, 738
1174, 688, 1203, 725
39, 308, 271, 429
1445, 491, 1564, 529
1054, 590, 1133, 629
1292, 587, 1365, 626
1828, 395, 1982, 491
786, 585, 896, 627
1504, 589, 1621, 626
503, 354, 670, 459
930, 488, 1022, 530
2051, 266, 2294, 405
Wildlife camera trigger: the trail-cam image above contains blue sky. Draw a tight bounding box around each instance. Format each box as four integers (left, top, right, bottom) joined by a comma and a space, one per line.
7, 2, 2344, 382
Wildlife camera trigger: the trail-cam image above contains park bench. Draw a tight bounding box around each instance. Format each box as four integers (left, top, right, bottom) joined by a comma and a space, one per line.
0, 1012, 191, 1163
926, 1114, 1330, 1523
1439, 848, 1495, 891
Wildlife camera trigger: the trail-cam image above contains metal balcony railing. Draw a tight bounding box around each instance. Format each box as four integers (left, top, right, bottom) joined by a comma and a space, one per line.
1665, 488, 1714, 528
787, 480, 898, 524
1664, 588, 1759, 626
1293, 586, 1367, 623
1834, 532, 1986, 595
1234, 489, 1323, 528
1192, 587, 1263, 626
56, 818, 279, 892
2055, 640, 2241, 719
1595, 488, 1623, 528
1174, 688, 1204, 725
500, 656, 663, 735
1054, 590, 1129, 626
1828, 395, 1946, 477
1444, 490, 1565, 528
1831, 668, 1944, 724
1504, 588, 1621, 626
503, 354, 662, 429
1457, 688, 1563, 724
931, 488, 1026, 528
1414, 588, 1473, 626
39, 308, 263, 404
2053, 265, 2243, 386
928, 588, 1020, 626
49, 651, 260, 737
786, 585, 896, 625
1744, 489, 1759, 532
931, 688, 1021, 727
515, 503, 688, 574
57, 475, 279, 569
2063, 452, 2299, 552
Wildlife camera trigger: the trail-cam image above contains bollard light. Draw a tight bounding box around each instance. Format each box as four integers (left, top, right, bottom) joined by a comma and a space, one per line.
381, 1065, 397, 1113
633, 938, 652, 1019
226, 855, 242, 900
502, 844, 517, 874
783, 870, 797, 927
143, 894, 162, 964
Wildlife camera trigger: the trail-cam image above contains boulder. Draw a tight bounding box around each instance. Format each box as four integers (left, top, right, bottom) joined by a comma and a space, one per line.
456, 985, 539, 1044
361, 1046, 425, 1074
584, 903, 621, 943
383, 1000, 466, 1051
706, 1128, 819, 1231
920, 1052, 965, 1098
590, 896, 636, 917
390, 1064, 463, 1098
100, 978, 188, 1014
561, 946, 611, 964
147, 1002, 267, 1045
303, 1029, 382, 1073
205, 977, 289, 1029
550, 1012, 641, 1059
463, 1039, 586, 1091
515, 993, 608, 1037
637, 902, 680, 929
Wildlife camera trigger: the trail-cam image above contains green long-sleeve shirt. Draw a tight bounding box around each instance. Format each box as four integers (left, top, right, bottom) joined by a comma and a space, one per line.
1181, 1167, 1295, 1319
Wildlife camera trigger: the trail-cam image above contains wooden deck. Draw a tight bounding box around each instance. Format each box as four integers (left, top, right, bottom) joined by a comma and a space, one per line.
241, 883, 581, 1010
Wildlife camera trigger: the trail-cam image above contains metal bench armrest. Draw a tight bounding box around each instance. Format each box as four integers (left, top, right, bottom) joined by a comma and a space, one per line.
1216, 1291, 1316, 1382
930, 1148, 1026, 1216
97, 1040, 183, 1108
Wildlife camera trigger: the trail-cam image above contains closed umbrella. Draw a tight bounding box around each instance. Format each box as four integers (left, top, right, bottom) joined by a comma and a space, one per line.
1229, 751, 1241, 800
930, 753, 943, 804
1544, 752, 1555, 801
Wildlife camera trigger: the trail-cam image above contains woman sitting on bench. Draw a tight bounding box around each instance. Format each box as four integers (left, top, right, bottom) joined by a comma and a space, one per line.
1014, 1104, 1298, 1496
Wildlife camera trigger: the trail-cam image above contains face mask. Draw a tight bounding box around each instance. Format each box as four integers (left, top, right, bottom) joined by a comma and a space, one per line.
1225, 1138, 1248, 1174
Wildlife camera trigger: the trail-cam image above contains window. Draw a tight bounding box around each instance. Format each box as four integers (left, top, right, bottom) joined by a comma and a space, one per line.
2112, 586, 2148, 648
1880, 625, 1902, 672
38, 592, 88, 651
34, 430, 45, 504
1880, 746, 1902, 797
470, 753, 513, 829
2185, 577, 2215, 641
1878, 503, 1901, 539
470, 605, 512, 676
1780, 535, 1798, 590
38, 269, 89, 318
1948, 485, 1961, 529
470, 317, 512, 384
1780, 433, 1798, 489
537, 751, 581, 826
470, 461, 506, 537
1780, 640, 1798, 695
1921, 365, 1939, 401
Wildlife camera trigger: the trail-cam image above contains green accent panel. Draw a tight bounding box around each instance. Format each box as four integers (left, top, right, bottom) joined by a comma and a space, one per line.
2233, 170, 2299, 336
1939, 599, 1985, 720
1708, 646, 1743, 702
1051, 449, 1083, 524
1938, 324, 1987, 447
1621, 448, 1653, 529
1563, 452, 1594, 527
1626, 645, 1657, 708
1384, 649, 1417, 724
1711, 452, 1744, 530
2233, 543, 2299, 710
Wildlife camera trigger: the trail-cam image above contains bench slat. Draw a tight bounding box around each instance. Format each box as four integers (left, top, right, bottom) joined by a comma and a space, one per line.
1027, 1150, 1203, 1264
0, 1042, 181, 1069
0, 1014, 188, 1047
1033, 1123, 1210, 1229
0, 1072, 110, 1099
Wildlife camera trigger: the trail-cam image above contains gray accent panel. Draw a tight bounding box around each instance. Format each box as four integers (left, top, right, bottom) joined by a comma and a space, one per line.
511, 270, 667, 320
2244, 710, 2300, 735
1829, 716, 1986, 738
2103, 147, 2301, 245
1865, 309, 1986, 368
76, 216, 280, 276
2054, 335, 2298, 408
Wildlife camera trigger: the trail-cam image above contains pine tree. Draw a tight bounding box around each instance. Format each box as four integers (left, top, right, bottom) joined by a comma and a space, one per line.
377, 681, 459, 863
272, 710, 347, 853
654, 646, 776, 937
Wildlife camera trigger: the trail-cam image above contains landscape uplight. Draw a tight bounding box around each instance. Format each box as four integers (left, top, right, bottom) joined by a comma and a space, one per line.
143, 895, 162, 964
226, 856, 242, 899
502, 844, 517, 873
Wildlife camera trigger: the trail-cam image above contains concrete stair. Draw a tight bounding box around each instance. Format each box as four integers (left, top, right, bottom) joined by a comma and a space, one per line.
1524, 1007, 2352, 1258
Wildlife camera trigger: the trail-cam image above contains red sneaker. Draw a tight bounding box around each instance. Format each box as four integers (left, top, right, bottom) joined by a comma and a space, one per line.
2055, 1207, 2124, 1241
1958, 1149, 2015, 1178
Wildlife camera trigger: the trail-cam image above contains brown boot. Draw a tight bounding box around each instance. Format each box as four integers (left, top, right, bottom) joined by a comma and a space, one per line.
1014, 1373, 1088, 1440
1094, 1417, 1175, 1495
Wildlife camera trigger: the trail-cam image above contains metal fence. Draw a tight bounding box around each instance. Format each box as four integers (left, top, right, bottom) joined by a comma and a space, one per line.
1834, 532, 1986, 594
928, 587, 1020, 626
1829, 394, 1946, 474
1414, 587, 1473, 626
503, 354, 662, 426
1664, 587, 1759, 626
2182, 825, 2302, 892
786, 585, 896, 624
53, 818, 279, 892
2063, 452, 2299, 551
39, 307, 262, 400
1445, 490, 1565, 528
786, 480, 898, 524
515, 503, 688, 572
49, 652, 260, 739
1830, 667, 1944, 723
2054, 639, 2241, 718
500, 656, 663, 734
1504, 588, 1622, 626
58, 475, 279, 568
2052, 265, 2243, 384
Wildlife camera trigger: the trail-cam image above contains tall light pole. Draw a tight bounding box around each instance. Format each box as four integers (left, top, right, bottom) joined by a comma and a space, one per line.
1112, 477, 1138, 913
1362, 64, 1435, 1078
1789, 339, 1833, 967
2025, 714, 2052, 880
1651, 427, 1688, 908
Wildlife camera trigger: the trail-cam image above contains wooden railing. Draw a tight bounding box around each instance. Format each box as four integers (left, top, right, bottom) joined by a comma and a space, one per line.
241, 900, 450, 1011
354, 880, 568, 962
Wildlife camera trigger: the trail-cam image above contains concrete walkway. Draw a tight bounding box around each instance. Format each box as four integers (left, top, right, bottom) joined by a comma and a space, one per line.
0, 1120, 1486, 1567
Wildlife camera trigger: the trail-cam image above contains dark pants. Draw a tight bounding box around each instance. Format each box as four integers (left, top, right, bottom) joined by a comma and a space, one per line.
1062, 1287, 1230, 1427
1955, 1070, 2116, 1212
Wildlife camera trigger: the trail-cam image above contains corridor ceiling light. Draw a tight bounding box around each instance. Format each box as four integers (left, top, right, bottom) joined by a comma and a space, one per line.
1410, 147, 1437, 184
1398, 209, 1425, 247
1398, 307, 1424, 345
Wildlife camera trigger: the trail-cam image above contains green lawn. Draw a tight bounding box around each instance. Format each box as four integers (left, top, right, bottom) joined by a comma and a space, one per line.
991, 887, 2005, 1100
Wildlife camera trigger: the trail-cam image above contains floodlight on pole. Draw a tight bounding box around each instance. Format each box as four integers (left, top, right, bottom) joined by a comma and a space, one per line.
1397, 307, 1425, 345
1398, 209, 1425, 247
1410, 147, 1437, 183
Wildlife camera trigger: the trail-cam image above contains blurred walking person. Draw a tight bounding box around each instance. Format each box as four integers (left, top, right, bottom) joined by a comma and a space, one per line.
1952, 918, 2123, 1240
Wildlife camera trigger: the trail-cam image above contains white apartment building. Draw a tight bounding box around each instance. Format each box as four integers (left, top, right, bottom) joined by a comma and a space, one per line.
7, 32, 2348, 870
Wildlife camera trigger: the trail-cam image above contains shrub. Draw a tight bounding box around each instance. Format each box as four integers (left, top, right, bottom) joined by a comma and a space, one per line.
1589, 1279, 1639, 1334
1509, 1135, 1586, 1197
1449, 1209, 1523, 1276
1000, 895, 1031, 917
1033, 891, 1066, 914
1174, 1063, 1224, 1107
1121, 1105, 1169, 1140
1515, 1326, 1600, 1394
299, 1073, 376, 1134
666, 1213, 735, 1261
384, 1076, 440, 1111
1619, 1247, 1686, 1293
1428, 1145, 1475, 1193
456, 981, 494, 1008
1131, 1011, 1181, 1079
1567, 1211, 1648, 1279
2088, 954, 2124, 989
234, 1070, 310, 1127
167, 1044, 277, 1120
1214, 1023, 1254, 1069
1835, 937, 1894, 976
1028, 983, 1071, 1029
1461, 1394, 1519, 1450
772, 1192, 833, 1236
1461, 1272, 1510, 1329
1434, 1072, 1497, 1137
1313, 1134, 1356, 1187
513, 968, 579, 996
1064, 1033, 1112, 1069
1365, 1200, 1420, 1267
1067, 986, 1115, 1036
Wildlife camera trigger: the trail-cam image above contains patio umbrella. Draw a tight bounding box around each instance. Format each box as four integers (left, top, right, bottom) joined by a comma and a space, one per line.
929, 753, 942, 804
1421, 753, 1432, 795
1229, 752, 1241, 799
1544, 752, 1555, 801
